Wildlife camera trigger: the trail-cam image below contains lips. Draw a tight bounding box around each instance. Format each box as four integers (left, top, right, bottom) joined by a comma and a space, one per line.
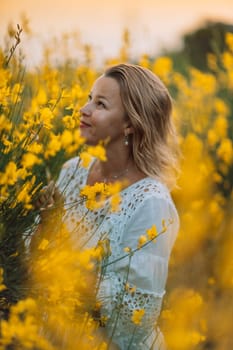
80, 120, 91, 128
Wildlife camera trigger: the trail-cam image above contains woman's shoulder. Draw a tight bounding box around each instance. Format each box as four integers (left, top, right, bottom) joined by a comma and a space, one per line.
123, 177, 172, 203
121, 177, 178, 220
56, 156, 83, 190
122, 177, 179, 234
61, 156, 80, 171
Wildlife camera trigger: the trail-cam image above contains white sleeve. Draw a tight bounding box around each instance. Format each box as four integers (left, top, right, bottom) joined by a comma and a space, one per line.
55, 157, 80, 193
97, 195, 179, 349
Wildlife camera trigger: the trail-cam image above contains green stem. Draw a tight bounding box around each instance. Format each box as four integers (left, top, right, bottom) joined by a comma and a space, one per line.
106, 254, 132, 349
102, 224, 171, 269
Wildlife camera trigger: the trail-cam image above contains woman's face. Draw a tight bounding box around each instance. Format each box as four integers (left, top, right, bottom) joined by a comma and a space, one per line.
80, 76, 128, 146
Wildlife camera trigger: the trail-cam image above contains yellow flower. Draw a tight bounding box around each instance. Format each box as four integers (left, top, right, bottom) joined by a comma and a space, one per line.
1, 136, 13, 153
0, 161, 17, 186
65, 103, 74, 110
217, 138, 233, 165
137, 235, 147, 249
38, 239, 49, 251
80, 151, 92, 168
16, 176, 36, 209
81, 181, 122, 211
138, 54, 150, 68
86, 145, 107, 162
0, 185, 8, 202
207, 129, 218, 147
17, 167, 30, 181
21, 152, 42, 168
35, 87, 47, 105
44, 133, 62, 158
124, 247, 131, 253
226, 32, 233, 51
146, 224, 158, 240
39, 107, 54, 129
63, 115, 76, 129
214, 98, 229, 116
78, 249, 95, 269
222, 51, 233, 71
152, 56, 173, 84
131, 309, 145, 325
214, 116, 228, 139
0, 114, 12, 132
161, 219, 167, 233
73, 129, 85, 149
60, 129, 73, 147
80, 182, 106, 210
110, 193, 121, 212
0, 297, 55, 350
27, 142, 43, 154
190, 68, 217, 95
172, 72, 187, 91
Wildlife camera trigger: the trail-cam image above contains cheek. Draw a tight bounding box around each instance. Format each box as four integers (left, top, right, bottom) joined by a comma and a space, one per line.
91, 113, 109, 131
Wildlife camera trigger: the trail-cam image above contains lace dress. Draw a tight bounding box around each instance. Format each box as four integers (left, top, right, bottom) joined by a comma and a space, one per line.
57, 157, 179, 350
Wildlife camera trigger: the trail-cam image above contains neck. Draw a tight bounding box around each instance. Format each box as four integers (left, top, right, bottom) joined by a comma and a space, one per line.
103, 153, 132, 176
87, 145, 147, 186
96, 145, 134, 179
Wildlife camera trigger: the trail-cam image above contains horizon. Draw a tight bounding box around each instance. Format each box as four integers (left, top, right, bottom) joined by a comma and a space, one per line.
1, 0, 233, 67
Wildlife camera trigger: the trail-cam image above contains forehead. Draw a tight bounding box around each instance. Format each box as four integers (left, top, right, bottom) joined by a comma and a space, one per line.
92, 76, 120, 99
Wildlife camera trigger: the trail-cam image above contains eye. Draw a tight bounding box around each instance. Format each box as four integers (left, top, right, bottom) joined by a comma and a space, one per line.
88, 94, 92, 101
96, 100, 106, 108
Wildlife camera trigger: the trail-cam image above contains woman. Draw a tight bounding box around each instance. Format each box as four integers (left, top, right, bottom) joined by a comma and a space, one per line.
37, 63, 179, 349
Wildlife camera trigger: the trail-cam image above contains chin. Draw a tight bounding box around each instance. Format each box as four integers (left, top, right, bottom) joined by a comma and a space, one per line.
84, 139, 99, 146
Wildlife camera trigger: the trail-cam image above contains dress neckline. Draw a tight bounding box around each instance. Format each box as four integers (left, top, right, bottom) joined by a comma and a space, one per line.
83, 157, 166, 195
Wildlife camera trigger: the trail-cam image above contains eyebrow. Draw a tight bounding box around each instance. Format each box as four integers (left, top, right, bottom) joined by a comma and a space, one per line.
90, 93, 108, 100
89, 93, 110, 105
97, 95, 109, 101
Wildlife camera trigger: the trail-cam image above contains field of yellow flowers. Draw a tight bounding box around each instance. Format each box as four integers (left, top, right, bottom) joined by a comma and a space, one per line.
0, 25, 232, 350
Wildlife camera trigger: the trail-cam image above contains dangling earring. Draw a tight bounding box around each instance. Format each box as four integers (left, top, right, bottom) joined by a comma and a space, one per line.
124, 134, 129, 146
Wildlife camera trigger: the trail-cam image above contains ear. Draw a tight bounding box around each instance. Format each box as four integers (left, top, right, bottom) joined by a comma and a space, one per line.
124, 125, 134, 135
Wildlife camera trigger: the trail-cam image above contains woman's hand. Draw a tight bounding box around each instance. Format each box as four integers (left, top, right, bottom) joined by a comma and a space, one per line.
33, 181, 64, 225
34, 181, 64, 211
30, 181, 64, 251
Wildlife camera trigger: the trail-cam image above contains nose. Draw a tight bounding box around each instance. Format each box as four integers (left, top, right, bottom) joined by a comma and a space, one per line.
80, 102, 92, 116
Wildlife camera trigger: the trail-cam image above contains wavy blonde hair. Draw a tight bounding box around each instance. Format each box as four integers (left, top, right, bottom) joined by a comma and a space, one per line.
104, 63, 179, 189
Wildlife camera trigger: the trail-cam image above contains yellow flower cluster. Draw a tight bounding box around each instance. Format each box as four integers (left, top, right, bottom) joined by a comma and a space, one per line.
80, 145, 107, 168
161, 288, 206, 350
80, 181, 122, 212
0, 298, 54, 350
137, 222, 164, 248
94, 237, 112, 261
28, 222, 108, 349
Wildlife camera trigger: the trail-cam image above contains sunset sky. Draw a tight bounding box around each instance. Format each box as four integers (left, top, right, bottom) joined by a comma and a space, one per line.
1, 0, 233, 67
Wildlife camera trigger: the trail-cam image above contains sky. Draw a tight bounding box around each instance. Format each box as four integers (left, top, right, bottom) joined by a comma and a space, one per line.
1, 0, 233, 67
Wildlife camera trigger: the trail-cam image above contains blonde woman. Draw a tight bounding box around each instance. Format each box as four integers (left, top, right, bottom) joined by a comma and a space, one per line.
37, 64, 179, 349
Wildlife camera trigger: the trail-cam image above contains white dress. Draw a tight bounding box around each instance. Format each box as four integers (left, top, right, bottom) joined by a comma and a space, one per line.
57, 157, 179, 350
